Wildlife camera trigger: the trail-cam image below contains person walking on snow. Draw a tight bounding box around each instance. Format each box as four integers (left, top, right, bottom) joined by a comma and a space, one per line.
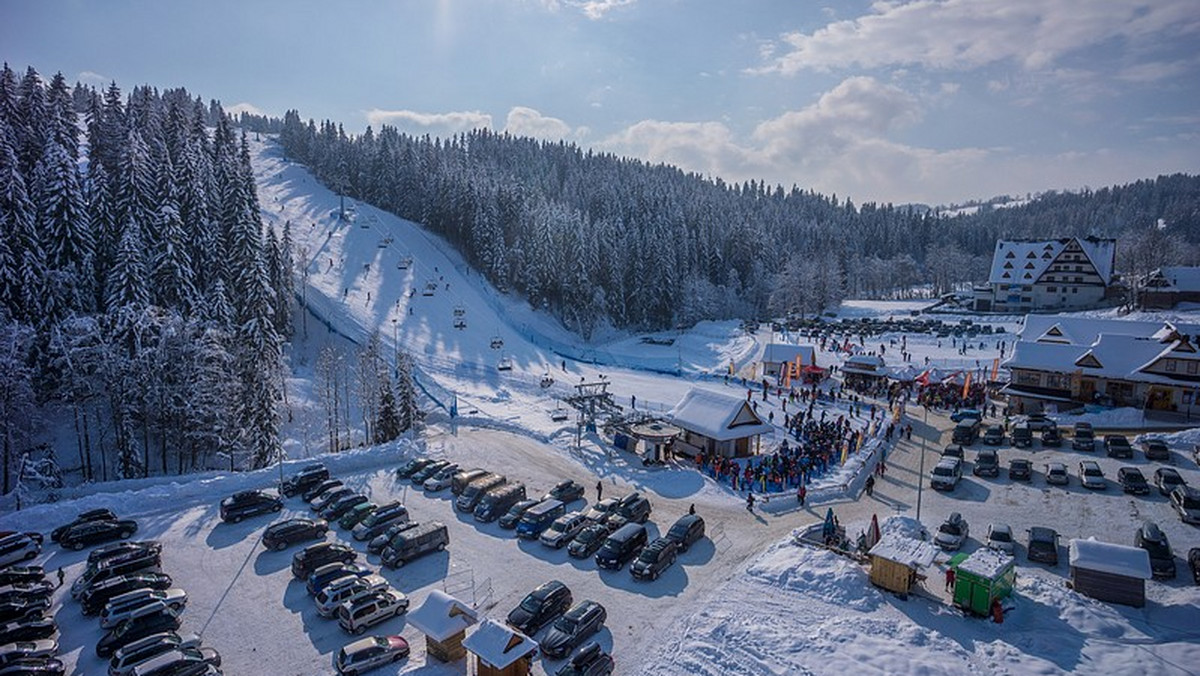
56, 568, 65, 588
797, 484, 807, 506
746, 492, 755, 512
865, 475, 875, 497
945, 566, 956, 591
595, 481, 603, 501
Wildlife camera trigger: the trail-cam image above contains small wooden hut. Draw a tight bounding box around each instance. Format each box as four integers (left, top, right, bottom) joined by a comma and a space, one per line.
952, 547, 1016, 616
867, 534, 938, 597
1068, 538, 1152, 607
462, 619, 538, 676
407, 590, 478, 663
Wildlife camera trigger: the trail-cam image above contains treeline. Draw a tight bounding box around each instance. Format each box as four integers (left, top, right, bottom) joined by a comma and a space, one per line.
0, 64, 296, 494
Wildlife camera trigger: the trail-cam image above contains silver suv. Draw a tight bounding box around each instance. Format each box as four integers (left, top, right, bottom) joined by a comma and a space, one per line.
337, 589, 409, 635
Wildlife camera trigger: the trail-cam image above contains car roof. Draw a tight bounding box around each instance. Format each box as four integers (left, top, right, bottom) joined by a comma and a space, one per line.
672, 514, 702, 528
1029, 526, 1057, 540
532, 580, 566, 599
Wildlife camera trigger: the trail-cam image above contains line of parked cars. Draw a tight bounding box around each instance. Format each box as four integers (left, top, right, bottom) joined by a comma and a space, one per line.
505, 581, 615, 674
0, 545, 63, 676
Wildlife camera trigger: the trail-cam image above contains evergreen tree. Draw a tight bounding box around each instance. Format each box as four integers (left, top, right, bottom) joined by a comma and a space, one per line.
106, 220, 149, 310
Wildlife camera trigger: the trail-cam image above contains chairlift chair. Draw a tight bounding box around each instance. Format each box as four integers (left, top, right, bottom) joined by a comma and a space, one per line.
550, 403, 569, 422
423, 281, 437, 297
497, 356, 514, 372
490, 335, 504, 350
453, 305, 466, 317
397, 256, 413, 270
540, 373, 554, 388
454, 318, 467, 330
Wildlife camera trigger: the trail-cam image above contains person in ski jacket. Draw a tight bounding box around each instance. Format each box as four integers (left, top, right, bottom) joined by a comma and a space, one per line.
865, 475, 875, 496
746, 493, 755, 512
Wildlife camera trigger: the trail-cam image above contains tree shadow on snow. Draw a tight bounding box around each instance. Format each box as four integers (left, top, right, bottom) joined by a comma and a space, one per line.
253, 547, 296, 576
205, 518, 263, 551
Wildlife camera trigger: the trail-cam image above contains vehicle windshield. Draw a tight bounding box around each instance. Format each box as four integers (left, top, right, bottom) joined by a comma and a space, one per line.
1141, 540, 1170, 558
933, 466, 952, 476
1182, 496, 1200, 509
1126, 474, 1146, 484
577, 529, 600, 543
549, 522, 566, 533
1162, 473, 1183, 485
990, 530, 1011, 542
519, 596, 542, 612
1084, 467, 1102, 477
463, 485, 484, 498
638, 549, 657, 562
939, 523, 961, 536
555, 617, 578, 633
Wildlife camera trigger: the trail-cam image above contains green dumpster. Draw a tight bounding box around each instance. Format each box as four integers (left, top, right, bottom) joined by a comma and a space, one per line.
952, 547, 1015, 616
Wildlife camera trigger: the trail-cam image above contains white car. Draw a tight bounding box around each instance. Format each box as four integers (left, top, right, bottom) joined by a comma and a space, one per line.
337, 589, 409, 635
540, 512, 588, 549
334, 635, 410, 674
0, 637, 58, 664
934, 513, 969, 551
1079, 461, 1106, 490
109, 632, 203, 676
986, 523, 1014, 553
316, 575, 388, 618
422, 464, 461, 492
101, 588, 188, 629
0, 535, 41, 568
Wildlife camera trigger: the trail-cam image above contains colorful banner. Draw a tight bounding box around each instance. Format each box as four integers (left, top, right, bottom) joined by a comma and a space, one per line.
962, 371, 972, 399
990, 358, 1000, 381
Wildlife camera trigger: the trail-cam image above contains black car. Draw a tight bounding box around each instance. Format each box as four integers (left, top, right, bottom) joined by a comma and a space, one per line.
539, 600, 607, 659
630, 537, 678, 581
320, 494, 369, 521
59, 519, 138, 551
1027, 527, 1059, 566
973, 449, 999, 478
395, 458, 434, 479
1188, 548, 1200, 585
506, 580, 572, 636
50, 509, 118, 542
0, 568, 44, 588
554, 642, 615, 676
664, 514, 705, 552
608, 493, 651, 527
219, 490, 283, 523
0, 598, 49, 625
262, 518, 328, 551
1105, 435, 1133, 459
1118, 467, 1150, 495
543, 480, 586, 504
410, 460, 451, 484
311, 487, 355, 513
88, 541, 162, 567
1142, 439, 1171, 462
498, 500, 540, 530
302, 479, 344, 503
982, 426, 1004, 446
80, 573, 174, 615
291, 542, 357, 580
0, 658, 66, 676
1155, 467, 1187, 496
0, 582, 53, 604
941, 444, 965, 460
1007, 458, 1032, 481
367, 521, 420, 555
0, 618, 57, 645
1072, 423, 1095, 452
281, 463, 330, 497
566, 524, 611, 560
1041, 427, 1063, 447
1135, 521, 1176, 580
96, 608, 183, 657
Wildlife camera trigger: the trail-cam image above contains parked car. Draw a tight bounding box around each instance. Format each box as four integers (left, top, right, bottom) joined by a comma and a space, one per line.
595, 523, 648, 571
88, 541, 162, 568
1008, 458, 1033, 481
474, 483, 529, 523
582, 498, 620, 526
73, 550, 162, 599
409, 460, 451, 485
81, 573, 174, 616
940, 445, 964, 461
1170, 486, 1200, 525
1142, 439, 1171, 462
1118, 467, 1150, 495
352, 503, 409, 541
607, 492, 651, 528
119, 646, 219, 676
506, 580, 572, 635
337, 503, 378, 531
316, 575, 389, 618
367, 522, 420, 555
455, 474, 507, 513
985, 523, 1014, 554
98, 600, 173, 632
567, 524, 612, 560
1155, 467, 1187, 496
321, 493, 370, 521
292, 543, 357, 580
0, 640, 57, 666
540, 600, 607, 659
262, 518, 328, 551
934, 513, 969, 551
950, 409, 981, 423
542, 480, 586, 504
51, 509, 118, 542
1078, 461, 1106, 490
311, 487, 355, 514
0, 598, 49, 625
306, 563, 373, 596
332, 635, 409, 675
219, 490, 282, 523
1011, 424, 1033, 448
1023, 413, 1055, 431
394, 458, 433, 480
449, 469, 488, 496
302, 479, 344, 503
1045, 463, 1069, 486
96, 608, 183, 657
498, 499, 540, 530
109, 632, 203, 676
973, 449, 1000, 477
664, 514, 706, 553
1072, 423, 1095, 451
0, 581, 53, 604
380, 522, 448, 569
0, 536, 40, 568
540, 513, 588, 549
0, 568, 44, 588
516, 500, 566, 539
280, 463, 329, 498
1135, 521, 1176, 579
0, 618, 56, 645
1041, 427, 1063, 447
421, 464, 461, 492
100, 588, 187, 629
0, 657, 65, 676
930, 458, 962, 491
982, 426, 1004, 446
336, 589, 409, 635
951, 419, 980, 446
1104, 435, 1134, 459
1189, 548, 1200, 585
554, 641, 614, 676
630, 537, 678, 581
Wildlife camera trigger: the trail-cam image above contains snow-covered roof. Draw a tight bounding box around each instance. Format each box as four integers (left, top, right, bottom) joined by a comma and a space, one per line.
1019, 315, 1200, 346
1143, 266, 1200, 292
762, 343, 816, 366
668, 389, 772, 441
462, 618, 537, 669
868, 534, 938, 569
958, 547, 1014, 579
1068, 538, 1152, 580
407, 590, 478, 642
987, 238, 1115, 286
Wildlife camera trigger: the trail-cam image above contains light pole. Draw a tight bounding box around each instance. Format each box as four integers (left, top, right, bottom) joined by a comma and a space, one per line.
392, 318, 399, 375
916, 403, 929, 523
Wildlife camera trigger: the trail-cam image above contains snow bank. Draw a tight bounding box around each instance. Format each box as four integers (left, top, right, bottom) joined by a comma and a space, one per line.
879, 514, 927, 541
1135, 427, 1200, 447
745, 540, 881, 612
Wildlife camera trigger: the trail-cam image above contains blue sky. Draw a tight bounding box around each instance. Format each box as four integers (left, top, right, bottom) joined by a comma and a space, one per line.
2, 0, 1198, 204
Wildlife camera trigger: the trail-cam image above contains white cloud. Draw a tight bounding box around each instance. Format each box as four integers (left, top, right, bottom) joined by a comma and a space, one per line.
503, 107, 574, 140
226, 102, 266, 117
76, 71, 110, 87
365, 109, 493, 135
568, 0, 636, 20
755, 0, 1200, 74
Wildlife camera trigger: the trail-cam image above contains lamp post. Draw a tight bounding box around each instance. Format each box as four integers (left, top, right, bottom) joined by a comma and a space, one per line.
916, 402, 929, 523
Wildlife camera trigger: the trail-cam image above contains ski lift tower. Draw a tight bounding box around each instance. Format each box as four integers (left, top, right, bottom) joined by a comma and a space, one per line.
564, 377, 620, 450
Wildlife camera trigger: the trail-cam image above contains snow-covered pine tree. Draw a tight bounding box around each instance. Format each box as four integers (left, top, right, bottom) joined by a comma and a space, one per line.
150, 203, 197, 312
0, 321, 37, 494
374, 375, 402, 444
394, 350, 420, 434
105, 219, 149, 310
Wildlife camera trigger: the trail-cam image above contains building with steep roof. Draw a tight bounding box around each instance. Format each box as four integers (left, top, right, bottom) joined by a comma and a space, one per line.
1138, 266, 1200, 309
973, 237, 1118, 312
667, 388, 772, 458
